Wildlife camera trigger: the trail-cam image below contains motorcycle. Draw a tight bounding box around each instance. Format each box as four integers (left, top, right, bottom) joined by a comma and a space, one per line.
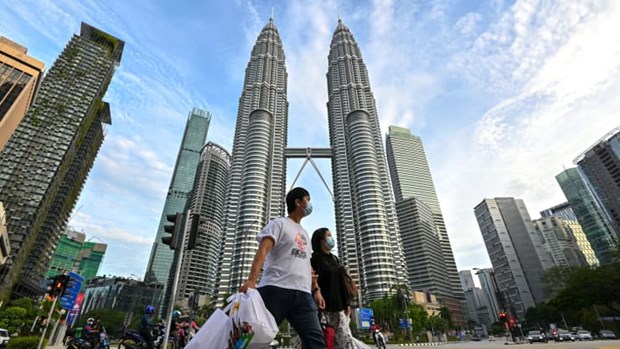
373, 329, 387, 349
118, 322, 175, 349
65, 327, 109, 349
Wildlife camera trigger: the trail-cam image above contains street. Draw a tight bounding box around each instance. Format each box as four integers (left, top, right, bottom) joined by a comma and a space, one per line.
383, 340, 620, 349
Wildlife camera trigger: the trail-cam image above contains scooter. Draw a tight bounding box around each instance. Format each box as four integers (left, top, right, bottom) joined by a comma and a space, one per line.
373, 329, 387, 349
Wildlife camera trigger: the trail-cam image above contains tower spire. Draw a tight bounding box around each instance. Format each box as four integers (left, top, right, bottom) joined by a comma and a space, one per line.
270, 7, 274, 21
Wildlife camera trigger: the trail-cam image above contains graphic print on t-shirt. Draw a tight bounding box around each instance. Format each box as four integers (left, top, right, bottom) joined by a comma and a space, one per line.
291, 232, 308, 259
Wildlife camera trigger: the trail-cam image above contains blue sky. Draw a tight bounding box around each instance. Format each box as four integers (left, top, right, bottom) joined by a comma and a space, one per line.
2, 0, 619, 280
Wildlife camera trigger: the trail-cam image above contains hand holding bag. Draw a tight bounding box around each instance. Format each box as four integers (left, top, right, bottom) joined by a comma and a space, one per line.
184, 308, 232, 349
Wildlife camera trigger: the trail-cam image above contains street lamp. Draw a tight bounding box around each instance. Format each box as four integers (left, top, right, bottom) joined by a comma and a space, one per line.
473, 268, 516, 343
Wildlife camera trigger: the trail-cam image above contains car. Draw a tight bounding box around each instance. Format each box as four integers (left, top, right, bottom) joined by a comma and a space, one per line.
0, 329, 9, 348
527, 330, 545, 343
576, 330, 593, 340
598, 330, 617, 340
471, 335, 481, 341
488, 335, 495, 341
558, 330, 574, 342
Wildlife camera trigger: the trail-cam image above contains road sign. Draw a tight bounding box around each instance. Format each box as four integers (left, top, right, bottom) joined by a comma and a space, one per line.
399, 319, 409, 329
359, 308, 373, 330
60, 272, 83, 310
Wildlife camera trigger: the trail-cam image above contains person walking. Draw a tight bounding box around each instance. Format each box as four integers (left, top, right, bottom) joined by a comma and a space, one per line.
239, 187, 327, 349
311, 228, 355, 349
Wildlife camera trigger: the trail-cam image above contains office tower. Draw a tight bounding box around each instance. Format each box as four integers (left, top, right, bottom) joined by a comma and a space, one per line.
386, 126, 464, 323
47, 229, 107, 281
326, 19, 406, 303
533, 217, 591, 267
0, 37, 45, 151
474, 198, 555, 319
556, 168, 618, 264
215, 19, 289, 301
82, 276, 163, 319
459, 270, 476, 292
475, 268, 501, 323
144, 108, 210, 305
575, 128, 620, 235
0, 23, 123, 298
176, 142, 230, 304
540, 202, 578, 221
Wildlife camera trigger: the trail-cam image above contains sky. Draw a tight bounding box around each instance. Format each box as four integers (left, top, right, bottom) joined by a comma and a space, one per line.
1, 0, 619, 281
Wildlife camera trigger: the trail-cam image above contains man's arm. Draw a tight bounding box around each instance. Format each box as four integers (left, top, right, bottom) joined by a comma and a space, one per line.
239, 237, 274, 292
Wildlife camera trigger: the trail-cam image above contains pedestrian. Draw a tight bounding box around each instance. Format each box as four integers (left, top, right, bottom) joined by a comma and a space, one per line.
239, 187, 327, 349
311, 227, 355, 349
139, 305, 156, 349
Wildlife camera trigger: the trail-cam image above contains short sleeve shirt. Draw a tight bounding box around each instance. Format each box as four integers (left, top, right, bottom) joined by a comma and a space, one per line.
256, 217, 312, 293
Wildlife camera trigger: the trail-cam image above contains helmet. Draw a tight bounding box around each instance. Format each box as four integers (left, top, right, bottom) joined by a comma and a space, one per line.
145, 305, 155, 314
172, 310, 181, 319
87, 318, 95, 323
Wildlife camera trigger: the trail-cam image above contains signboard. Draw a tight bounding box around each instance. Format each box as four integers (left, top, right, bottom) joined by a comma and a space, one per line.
60, 272, 84, 310
399, 319, 409, 329
359, 308, 373, 330
66, 293, 85, 325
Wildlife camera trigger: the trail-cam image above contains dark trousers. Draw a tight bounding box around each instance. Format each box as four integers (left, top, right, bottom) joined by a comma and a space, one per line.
258, 286, 326, 349
139, 330, 154, 349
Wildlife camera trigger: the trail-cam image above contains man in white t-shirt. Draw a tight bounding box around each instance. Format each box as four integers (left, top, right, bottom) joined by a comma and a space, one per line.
240, 187, 326, 349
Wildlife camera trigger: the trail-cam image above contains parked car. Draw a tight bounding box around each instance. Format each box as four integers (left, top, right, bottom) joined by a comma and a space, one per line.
598, 330, 617, 340
471, 335, 481, 341
527, 330, 545, 343
558, 330, 574, 342
0, 329, 9, 348
576, 330, 593, 341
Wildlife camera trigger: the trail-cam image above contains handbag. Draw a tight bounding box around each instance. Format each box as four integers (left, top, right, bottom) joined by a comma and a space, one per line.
332, 255, 358, 300
319, 312, 335, 349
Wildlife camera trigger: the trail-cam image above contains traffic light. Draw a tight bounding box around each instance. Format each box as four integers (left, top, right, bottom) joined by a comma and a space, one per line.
187, 213, 207, 250
48, 274, 69, 298
499, 312, 507, 322
162, 213, 182, 250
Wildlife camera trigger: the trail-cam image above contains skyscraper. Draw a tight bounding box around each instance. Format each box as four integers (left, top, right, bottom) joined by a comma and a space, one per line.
326, 20, 406, 303
47, 229, 107, 282
474, 198, 555, 319
215, 19, 289, 301
386, 126, 463, 301
533, 217, 591, 267
0, 36, 45, 151
0, 23, 123, 298
474, 268, 501, 323
575, 127, 620, 236
177, 142, 230, 304
540, 202, 578, 221
145, 108, 210, 303
556, 168, 618, 264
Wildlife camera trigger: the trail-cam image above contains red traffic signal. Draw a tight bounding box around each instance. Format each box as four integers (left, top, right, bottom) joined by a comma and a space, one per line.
499, 312, 507, 322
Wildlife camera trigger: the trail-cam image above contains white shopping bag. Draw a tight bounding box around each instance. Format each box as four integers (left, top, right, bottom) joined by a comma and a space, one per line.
185, 308, 232, 349
230, 289, 279, 347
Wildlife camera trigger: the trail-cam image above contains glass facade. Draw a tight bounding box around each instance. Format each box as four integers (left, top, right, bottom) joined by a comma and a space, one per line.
556, 168, 618, 264
47, 231, 107, 282
144, 108, 210, 311
0, 65, 32, 121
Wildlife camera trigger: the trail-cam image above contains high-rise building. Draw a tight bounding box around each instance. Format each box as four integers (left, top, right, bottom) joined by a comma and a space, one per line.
215, 19, 289, 302
176, 142, 230, 304
459, 270, 476, 292
0, 23, 123, 298
575, 128, 620, 236
474, 198, 555, 319
144, 108, 210, 308
556, 168, 618, 264
326, 20, 406, 303
474, 268, 501, 323
533, 217, 591, 267
47, 229, 107, 281
540, 202, 578, 221
386, 126, 463, 323
0, 37, 45, 151
386, 126, 463, 299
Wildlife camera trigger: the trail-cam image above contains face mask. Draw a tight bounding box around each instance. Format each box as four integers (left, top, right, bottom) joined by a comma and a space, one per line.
303, 200, 313, 217
325, 236, 335, 250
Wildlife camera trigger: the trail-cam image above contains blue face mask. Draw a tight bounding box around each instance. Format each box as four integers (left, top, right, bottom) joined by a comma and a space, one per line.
325, 236, 335, 250
303, 200, 313, 217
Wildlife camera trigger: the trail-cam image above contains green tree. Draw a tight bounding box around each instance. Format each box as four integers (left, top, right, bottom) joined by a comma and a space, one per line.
439, 306, 455, 329
0, 306, 28, 334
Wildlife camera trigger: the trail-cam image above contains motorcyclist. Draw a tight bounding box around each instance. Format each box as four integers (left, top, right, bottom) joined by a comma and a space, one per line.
370, 319, 382, 346
139, 306, 156, 349
83, 318, 100, 348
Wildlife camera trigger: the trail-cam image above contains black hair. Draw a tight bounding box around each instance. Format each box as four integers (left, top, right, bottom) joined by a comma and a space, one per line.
311, 227, 329, 253
286, 187, 310, 214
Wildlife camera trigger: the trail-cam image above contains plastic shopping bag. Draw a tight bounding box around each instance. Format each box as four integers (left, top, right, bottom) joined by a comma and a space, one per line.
184, 308, 232, 349
235, 289, 279, 347
352, 337, 372, 349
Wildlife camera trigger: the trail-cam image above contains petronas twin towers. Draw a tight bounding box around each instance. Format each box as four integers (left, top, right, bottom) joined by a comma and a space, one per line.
214, 18, 406, 305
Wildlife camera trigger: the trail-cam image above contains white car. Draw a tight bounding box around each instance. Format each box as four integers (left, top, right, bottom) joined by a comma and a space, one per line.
577, 330, 593, 340
0, 329, 9, 348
